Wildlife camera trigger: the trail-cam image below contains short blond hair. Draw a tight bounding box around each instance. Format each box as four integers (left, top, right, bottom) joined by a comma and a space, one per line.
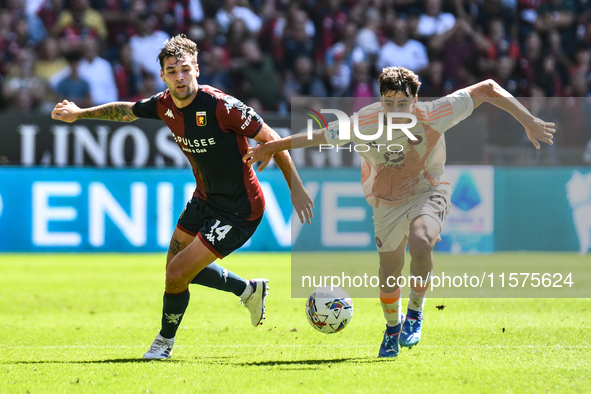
378, 67, 421, 97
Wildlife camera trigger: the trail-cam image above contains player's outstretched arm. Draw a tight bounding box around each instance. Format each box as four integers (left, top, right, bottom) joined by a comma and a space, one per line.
252, 123, 316, 224
243, 127, 327, 171
51, 100, 138, 123
465, 80, 556, 149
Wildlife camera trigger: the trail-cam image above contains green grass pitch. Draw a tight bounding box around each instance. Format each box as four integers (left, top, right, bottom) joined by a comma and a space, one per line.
0, 253, 590, 393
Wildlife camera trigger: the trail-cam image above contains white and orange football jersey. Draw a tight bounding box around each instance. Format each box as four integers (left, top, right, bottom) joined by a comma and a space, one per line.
323, 89, 474, 208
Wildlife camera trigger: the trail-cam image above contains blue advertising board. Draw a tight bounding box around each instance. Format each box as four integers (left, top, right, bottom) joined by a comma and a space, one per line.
0, 167, 295, 252
0, 166, 588, 253
494, 167, 590, 253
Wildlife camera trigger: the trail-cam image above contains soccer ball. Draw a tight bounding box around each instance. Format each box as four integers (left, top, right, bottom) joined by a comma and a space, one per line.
305, 287, 354, 334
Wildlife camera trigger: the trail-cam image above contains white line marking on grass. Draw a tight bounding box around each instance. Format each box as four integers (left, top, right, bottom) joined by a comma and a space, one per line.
3, 345, 590, 349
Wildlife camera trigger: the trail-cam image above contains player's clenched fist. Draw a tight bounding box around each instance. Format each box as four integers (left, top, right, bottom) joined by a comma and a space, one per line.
51, 100, 80, 123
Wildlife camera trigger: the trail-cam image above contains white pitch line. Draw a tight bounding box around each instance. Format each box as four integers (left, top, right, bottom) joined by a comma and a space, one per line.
1, 345, 589, 349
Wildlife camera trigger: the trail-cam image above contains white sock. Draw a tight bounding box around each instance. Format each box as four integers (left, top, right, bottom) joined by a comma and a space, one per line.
239, 281, 253, 301
380, 287, 402, 327
408, 291, 426, 312
407, 271, 432, 313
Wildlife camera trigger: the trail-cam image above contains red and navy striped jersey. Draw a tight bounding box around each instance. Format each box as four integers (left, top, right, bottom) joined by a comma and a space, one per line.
132, 85, 265, 220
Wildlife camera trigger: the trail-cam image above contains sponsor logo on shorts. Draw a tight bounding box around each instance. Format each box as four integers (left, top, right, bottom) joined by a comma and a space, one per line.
408, 134, 423, 145
376, 236, 383, 248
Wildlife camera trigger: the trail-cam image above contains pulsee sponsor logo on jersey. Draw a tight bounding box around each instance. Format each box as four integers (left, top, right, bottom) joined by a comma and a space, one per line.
303, 108, 419, 153
174, 135, 216, 154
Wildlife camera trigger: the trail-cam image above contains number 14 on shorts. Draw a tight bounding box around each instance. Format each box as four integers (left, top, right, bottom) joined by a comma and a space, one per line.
205, 220, 232, 245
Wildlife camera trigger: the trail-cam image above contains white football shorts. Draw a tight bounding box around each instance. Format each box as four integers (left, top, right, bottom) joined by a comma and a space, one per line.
373, 190, 451, 252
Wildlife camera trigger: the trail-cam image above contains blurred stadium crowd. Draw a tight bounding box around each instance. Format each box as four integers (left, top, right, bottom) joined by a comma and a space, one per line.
1, 0, 590, 150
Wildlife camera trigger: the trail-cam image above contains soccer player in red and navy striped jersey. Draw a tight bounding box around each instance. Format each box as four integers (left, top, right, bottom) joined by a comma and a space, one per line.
52, 35, 314, 359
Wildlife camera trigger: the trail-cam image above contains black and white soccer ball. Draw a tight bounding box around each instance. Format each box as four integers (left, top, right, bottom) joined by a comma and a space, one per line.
305, 287, 354, 334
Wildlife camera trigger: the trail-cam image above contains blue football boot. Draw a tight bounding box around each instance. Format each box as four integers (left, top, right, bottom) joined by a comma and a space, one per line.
378, 315, 404, 358
399, 309, 423, 348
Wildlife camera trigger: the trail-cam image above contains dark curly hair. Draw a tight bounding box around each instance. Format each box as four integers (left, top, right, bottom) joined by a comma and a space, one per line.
378, 67, 421, 97
157, 34, 199, 70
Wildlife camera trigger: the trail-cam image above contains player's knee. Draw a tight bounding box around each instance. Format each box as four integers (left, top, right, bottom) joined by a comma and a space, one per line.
165, 267, 188, 293
408, 234, 435, 258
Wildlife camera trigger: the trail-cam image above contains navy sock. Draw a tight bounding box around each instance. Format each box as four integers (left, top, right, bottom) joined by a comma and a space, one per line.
159, 290, 190, 339
190, 263, 247, 297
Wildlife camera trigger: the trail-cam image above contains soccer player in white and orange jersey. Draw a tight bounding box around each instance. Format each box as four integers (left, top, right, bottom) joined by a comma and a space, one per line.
243, 67, 556, 358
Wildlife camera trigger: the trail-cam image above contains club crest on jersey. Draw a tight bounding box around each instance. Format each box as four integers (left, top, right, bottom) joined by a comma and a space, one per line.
408, 135, 423, 145
196, 111, 207, 126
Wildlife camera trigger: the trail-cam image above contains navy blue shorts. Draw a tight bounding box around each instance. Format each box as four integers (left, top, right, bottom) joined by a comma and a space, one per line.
176, 197, 262, 258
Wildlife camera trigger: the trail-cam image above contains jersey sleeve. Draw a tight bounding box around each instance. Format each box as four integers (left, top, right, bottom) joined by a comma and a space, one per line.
322, 104, 380, 147
323, 116, 355, 147
415, 89, 474, 133
216, 95, 264, 138
132, 93, 163, 120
